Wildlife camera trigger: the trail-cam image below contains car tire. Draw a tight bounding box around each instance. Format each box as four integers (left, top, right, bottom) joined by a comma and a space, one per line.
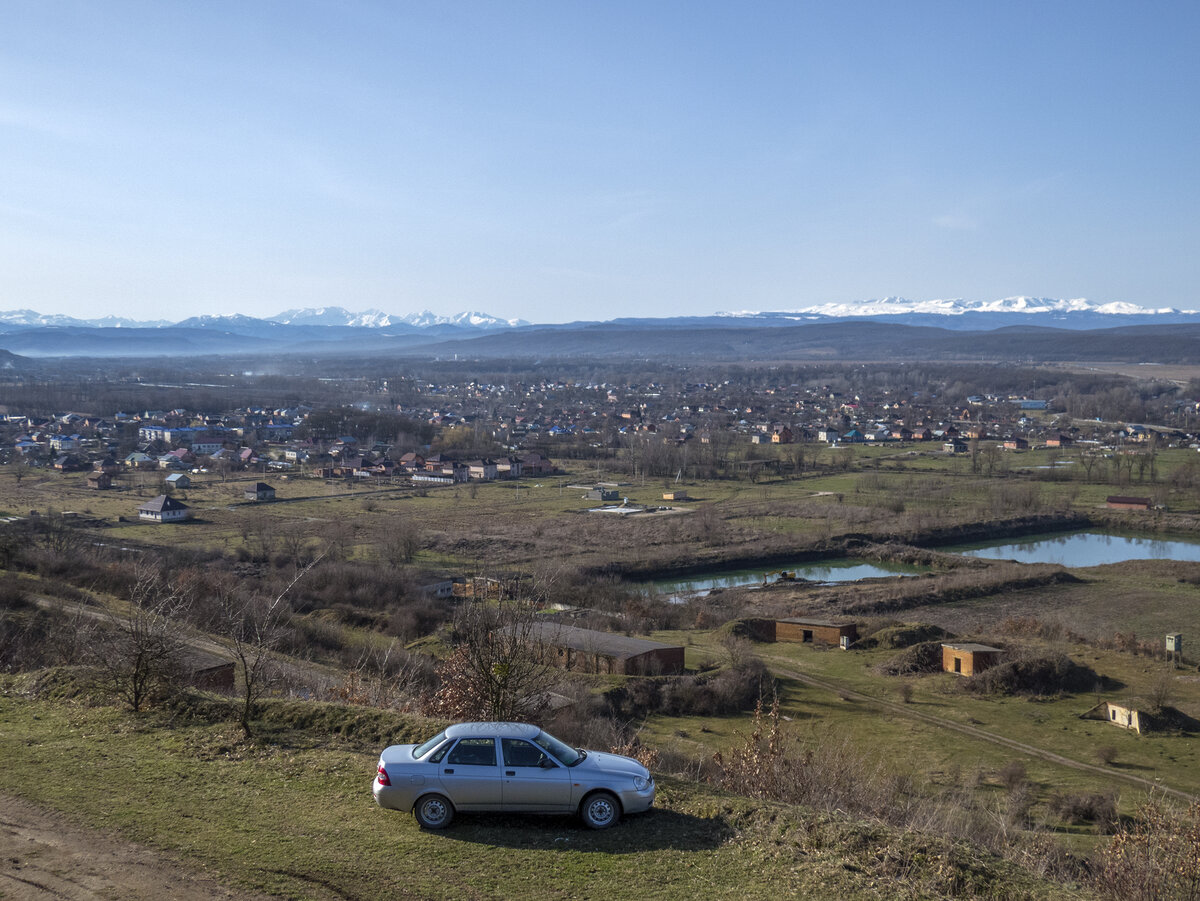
580, 791, 620, 829
414, 793, 454, 829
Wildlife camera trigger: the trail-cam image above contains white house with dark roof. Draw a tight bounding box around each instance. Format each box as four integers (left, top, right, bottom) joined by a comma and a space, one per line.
137, 495, 191, 523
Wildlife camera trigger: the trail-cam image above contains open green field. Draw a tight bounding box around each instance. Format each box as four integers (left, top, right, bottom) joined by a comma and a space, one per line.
637, 629, 1200, 824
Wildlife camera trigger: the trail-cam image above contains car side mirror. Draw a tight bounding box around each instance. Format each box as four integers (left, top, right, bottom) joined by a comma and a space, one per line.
539, 757, 556, 769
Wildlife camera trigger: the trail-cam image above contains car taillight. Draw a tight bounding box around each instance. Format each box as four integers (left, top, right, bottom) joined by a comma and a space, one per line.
377, 764, 391, 786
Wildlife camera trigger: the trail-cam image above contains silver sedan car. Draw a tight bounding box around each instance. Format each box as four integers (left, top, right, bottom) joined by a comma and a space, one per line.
372, 721, 655, 829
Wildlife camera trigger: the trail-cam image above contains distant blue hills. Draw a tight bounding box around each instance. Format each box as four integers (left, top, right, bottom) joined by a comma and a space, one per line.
2, 298, 1199, 361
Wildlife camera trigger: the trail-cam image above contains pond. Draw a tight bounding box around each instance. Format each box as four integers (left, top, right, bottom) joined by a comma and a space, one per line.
648, 558, 927, 598
943, 531, 1200, 567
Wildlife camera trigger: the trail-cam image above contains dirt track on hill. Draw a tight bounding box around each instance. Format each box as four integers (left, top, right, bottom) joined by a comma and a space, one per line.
0, 793, 272, 901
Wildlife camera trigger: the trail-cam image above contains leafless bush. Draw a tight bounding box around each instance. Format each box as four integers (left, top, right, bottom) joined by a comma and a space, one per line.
1147, 669, 1177, 710
1049, 791, 1117, 831
875, 641, 944, 676
964, 651, 1098, 697
1096, 796, 1200, 900
327, 640, 436, 710
1096, 745, 1119, 766
996, 760, 1026, 790
85, 566, 190, 712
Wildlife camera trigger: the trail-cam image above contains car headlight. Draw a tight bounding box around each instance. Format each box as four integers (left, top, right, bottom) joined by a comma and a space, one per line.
633, 775, 650, 792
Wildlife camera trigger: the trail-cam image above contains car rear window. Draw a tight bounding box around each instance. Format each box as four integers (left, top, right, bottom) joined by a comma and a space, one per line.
413, 731, 447, 758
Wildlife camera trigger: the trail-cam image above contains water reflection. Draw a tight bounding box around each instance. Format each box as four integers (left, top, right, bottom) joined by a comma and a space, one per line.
948, 531, 1200, 567
651, 559, 923, 596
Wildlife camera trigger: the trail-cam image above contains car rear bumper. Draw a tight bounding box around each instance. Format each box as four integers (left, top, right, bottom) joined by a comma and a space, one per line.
373, 779, 417, 812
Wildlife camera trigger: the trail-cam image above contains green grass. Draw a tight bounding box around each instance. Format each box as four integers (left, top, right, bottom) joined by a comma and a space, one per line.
0, 688, 1085, 900
646, 629, 1200, 814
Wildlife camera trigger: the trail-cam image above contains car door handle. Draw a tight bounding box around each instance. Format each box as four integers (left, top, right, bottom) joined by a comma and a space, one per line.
505, 770, 516, 776
443, 768, 454, 774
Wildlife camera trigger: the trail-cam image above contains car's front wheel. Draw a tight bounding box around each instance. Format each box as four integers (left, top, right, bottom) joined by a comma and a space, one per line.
580, 791, 620, 829
414, 793, 454, 829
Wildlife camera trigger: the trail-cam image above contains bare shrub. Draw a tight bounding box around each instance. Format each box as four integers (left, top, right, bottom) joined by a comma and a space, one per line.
1096, 796, 1200, 899
897, 682, 914, 704
997, 760, 1027, 791
1049, 791, 1118, 832
964, 652, 1098, 697
85, 566, 190, 712
1147, 669, 1177, 711
875, 640, 944, 676
1096, 745, 1119, 766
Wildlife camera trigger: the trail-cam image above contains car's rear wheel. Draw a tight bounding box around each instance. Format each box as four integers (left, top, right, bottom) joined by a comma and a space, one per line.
414, 793, 454, 829
580, 791, 620, 829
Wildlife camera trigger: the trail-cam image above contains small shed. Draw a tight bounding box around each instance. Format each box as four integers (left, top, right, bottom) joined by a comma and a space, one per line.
941, 642, 1002, 676
245, 482, 276, 502
776, 618, 858, 648
86, 471, 112, 490
526, 622, 685, 675
662, 490, 689, 501
183, 650, 236, 693
1106, 495, 1152, 510
165, 472, 192, 489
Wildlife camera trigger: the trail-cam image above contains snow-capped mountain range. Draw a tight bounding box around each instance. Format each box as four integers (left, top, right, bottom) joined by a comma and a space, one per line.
269, 307, 530, 329
719, 296, 1195, 319
0, 306, 528, 330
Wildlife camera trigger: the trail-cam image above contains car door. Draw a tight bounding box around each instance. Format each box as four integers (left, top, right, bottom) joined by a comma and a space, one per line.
437, 737, 502, 810
500, 738, 573, 811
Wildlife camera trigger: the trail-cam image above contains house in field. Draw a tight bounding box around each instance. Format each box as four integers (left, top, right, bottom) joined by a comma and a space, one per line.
775, 618, 858, 648
137, 495, 191, 523
86, 471, 113, 490
1082, 700, 1149, 734
941, 642, 1002, 676
244, 482, 276, 501
165, 472, 192, 490
526, 622, 685, 675
1106, 495, 1152, 510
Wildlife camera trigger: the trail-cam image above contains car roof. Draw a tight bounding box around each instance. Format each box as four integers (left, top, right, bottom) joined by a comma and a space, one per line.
444, 722, 541, 740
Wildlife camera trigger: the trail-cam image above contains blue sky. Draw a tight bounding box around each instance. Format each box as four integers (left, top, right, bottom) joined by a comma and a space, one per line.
2, 1, 1198, 323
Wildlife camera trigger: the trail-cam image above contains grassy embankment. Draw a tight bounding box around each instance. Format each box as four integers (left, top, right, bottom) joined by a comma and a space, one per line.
0, 683, 1087, 901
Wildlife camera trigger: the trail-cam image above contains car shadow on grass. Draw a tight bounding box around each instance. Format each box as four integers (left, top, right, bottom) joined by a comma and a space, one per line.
433, 808, 733, 852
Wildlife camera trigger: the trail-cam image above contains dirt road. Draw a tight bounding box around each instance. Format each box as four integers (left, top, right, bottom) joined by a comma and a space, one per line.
0, 793, 269, 901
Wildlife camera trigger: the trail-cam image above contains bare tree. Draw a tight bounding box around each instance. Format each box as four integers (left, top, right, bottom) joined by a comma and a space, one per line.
375, 515, 421, 568
87, 567, 190, 712
431, 597, 556, 721
215, 555, 322, 737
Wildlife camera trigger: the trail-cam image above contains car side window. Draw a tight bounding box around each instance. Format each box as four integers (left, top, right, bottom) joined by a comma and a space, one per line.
427, 740, 453, 763
502, 738, 550, 768
446, 737, 496, 766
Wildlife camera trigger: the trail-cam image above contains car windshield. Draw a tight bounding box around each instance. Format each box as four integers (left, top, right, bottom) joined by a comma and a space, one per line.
532, 729, 584, 766
412, 731, 447, 758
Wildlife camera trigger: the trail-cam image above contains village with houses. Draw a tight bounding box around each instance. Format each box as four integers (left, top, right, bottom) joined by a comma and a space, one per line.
3, 358, 1200, 898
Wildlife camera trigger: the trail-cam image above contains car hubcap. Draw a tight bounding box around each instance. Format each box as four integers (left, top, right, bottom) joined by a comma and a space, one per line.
423, 799, 446, 824
588, 797, 614, 825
